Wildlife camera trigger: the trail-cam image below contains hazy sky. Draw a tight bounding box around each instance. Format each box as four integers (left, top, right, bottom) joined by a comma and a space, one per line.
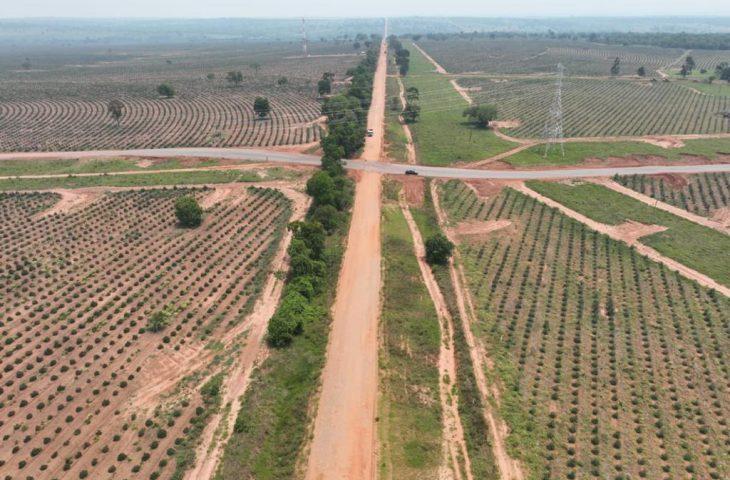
3, 0, 730, 18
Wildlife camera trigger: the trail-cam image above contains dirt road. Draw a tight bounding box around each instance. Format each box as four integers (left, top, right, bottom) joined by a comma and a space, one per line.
514, 182, 730, 297
304, 21, 387, 480
396, 76, 417, 164
412, 41, 448, 74
400, 197, 473, 480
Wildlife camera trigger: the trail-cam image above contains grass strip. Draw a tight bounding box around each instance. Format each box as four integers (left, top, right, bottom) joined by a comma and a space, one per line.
378, 201, 442, 479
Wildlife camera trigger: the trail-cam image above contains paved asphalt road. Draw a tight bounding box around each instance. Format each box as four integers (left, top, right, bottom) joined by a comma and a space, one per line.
2, 147, 730, 179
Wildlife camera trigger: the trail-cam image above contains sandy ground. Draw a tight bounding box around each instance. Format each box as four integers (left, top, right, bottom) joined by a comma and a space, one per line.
396, 76, 417, 164
514, 182, 730, 297
400, 196, 473, 480
450, 79, 474, 105
304, 24, 387, 480
185, 187, 309, 480
431, 181, 526, 480
454, 219, 513, 236
35, 188, 101, 217
593, 178, 729, 234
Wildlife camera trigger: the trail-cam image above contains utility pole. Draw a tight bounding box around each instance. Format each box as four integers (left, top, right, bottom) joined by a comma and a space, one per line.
543, 63, 565, 158
301, 18, 309, 58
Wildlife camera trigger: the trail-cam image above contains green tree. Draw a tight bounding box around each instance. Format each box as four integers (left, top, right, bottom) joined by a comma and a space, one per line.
157, 83, 175, 98
312, 204, 343, 233
680, 64, 689, 78
637, 66, 646, 77
306, 171, 337, 206
406, 86, 419, 102
463, 104, 498, 128
288, 221, 326, 259
610, 57, 621, 76
107, 100, 124, 127
174, 196, 203, 228
226, 71, 243, 86
425, 234, 455, 265
253, 97, 271, 118
685, 55, 696, 72
277, 76, 288, 86
402, 102, 420, 123
318, 78, 332, 96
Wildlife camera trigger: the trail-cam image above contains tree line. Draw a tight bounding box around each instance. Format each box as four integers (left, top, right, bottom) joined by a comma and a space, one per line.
388, 35, 410, 76
405, 31, 730, 51
266, 39, 381, 347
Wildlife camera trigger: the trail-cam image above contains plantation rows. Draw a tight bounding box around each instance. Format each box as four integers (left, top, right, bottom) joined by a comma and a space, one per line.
416, 38, 682, 76
0, 89, 322, 151
463, 77, 730, 138
616, 173, 730, 218
0, 187, 291, 480
440, 180, 729, 480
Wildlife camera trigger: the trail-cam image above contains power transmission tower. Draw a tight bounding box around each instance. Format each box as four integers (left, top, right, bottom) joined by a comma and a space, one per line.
543, 63, 565, 158
301, 18, 309, 58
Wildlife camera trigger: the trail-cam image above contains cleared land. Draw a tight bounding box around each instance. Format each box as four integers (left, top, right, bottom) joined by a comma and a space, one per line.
0, 185, 295, 480
0, 41, 358, 152
439, 180, 730, 480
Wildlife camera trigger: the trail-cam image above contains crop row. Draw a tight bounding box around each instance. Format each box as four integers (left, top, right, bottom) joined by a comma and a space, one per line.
0, 89, 322, 151
615, 172, 730, 218
0, 187, 291, 480
463, 77, 730, 138
439, 180, 729, 480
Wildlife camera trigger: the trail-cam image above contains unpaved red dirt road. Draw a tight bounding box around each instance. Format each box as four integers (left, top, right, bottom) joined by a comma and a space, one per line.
304, 23, 387, 480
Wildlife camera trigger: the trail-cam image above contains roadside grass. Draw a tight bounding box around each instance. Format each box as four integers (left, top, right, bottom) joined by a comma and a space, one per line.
379, 201, 442, 479
526, 180, 730, 286
676, 79, 730, 96
0, 167, 300, 190
410, 180, 501, 479
214, 220, 347, 480
504, 137, 730, 167
0, 156, 226, 176
384, 76, 410, 163
401, 42, 517, 166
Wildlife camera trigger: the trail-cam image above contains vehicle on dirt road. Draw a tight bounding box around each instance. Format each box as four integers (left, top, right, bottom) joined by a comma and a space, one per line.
405, 169, 418, 175
367, 128, 375, 137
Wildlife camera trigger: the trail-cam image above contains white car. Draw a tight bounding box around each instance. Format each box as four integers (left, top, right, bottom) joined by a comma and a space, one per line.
366, 128, 375, 137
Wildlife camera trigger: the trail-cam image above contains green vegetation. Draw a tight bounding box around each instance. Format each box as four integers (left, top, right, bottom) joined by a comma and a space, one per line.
408, 181, 500, 479
157, 83, 175, 98
384, 77, 410, 163
424, 233, 454, 265
463, 104, 498, 128
378, 203, 441, 478
503, 137, 730, 167
401, 40, 516, 166
0, 157, 226, 177
253, 97, 271, 118
527, 181, 730, 286
174, 196, 203, 228
0, 167, 298, 191
147, 309, 172, 333
439, 180, 730, 479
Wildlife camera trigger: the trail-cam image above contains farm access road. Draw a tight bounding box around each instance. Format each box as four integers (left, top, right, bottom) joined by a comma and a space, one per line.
2, 147, 730, 181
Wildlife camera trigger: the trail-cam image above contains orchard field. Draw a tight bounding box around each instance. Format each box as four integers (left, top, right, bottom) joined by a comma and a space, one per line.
615, 172, 730, 219
460, 76, 730, 138
438, 180, 730, 480
0, 185, 293, 479
0, 41, 360, 152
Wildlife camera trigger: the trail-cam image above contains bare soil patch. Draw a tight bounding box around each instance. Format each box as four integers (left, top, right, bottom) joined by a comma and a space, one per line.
36, 188, 101, 217
711, 206, 730, 227
641, 136, 686, 149
454, 219, 513, 237
491, 120, 522, 129
400, 175, 425, 206
612, 220, 668, 244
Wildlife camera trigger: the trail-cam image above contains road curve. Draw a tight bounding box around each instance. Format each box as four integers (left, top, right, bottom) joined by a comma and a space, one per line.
2, 147, 730, 180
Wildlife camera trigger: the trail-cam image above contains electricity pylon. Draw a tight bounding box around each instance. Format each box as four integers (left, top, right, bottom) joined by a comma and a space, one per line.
543, 63, 565, 158
301, 18, 309, 58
